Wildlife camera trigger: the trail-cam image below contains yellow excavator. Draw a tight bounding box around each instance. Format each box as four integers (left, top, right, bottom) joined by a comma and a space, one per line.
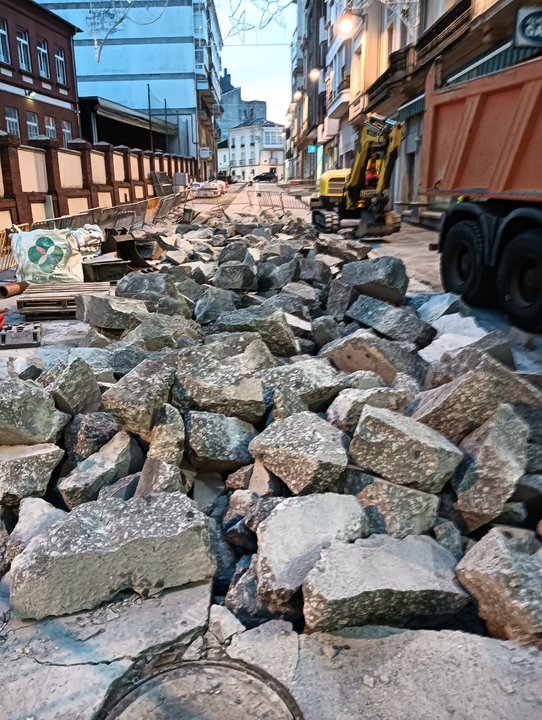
311, 116, 403, 236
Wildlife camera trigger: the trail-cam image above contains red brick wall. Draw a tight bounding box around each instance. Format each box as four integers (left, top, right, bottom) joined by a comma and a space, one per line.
0, 0, 79, 145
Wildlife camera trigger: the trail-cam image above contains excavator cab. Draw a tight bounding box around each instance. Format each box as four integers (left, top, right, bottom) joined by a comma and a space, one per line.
312, 116, 403, 236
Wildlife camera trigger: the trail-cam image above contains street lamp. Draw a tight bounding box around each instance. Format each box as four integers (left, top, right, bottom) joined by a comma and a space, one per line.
337, 13, 355, 36
293, 90, 303, 102
309, 68, 321, 81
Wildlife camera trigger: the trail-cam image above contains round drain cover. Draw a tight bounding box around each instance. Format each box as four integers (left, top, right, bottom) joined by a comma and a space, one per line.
105, 662, 297, 719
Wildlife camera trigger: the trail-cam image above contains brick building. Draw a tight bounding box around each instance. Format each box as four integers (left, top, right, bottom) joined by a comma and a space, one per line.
0, 0, 79, 146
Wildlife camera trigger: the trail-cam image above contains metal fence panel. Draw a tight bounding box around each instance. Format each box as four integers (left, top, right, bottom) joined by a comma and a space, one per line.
30, 193, 189, 232
155, 191, 188, 219
247, 190, 312, 213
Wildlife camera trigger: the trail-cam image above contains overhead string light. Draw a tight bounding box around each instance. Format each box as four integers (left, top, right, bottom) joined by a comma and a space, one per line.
348, 1, 419, 44
87, 0, 171, 62
225, 0, 295, 42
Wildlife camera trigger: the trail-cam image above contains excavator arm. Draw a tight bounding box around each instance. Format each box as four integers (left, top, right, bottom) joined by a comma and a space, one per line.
344, 121, 382, 208
311, 116, 403, 236
376, 121, 403, 195
344, 116, 403, 209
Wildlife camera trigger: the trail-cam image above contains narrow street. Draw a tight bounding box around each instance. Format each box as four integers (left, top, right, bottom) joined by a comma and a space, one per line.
193, 183, 542, 378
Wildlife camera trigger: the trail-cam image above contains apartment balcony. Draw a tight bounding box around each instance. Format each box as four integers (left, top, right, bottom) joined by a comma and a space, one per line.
416, 0, 472, 66
365, 46, 417, 112
197, 73, 220, 107
317, 117, 340, 143
326, 76, 350, 120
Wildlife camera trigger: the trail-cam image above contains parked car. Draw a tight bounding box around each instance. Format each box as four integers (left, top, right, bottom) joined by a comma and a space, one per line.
253, 172, 278, 182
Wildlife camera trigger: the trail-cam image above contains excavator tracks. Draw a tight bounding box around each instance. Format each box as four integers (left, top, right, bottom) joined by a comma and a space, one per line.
311, 209, 341, 233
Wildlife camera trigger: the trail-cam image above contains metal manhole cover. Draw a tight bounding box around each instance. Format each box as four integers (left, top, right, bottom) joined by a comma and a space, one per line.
104, 661, 299, 719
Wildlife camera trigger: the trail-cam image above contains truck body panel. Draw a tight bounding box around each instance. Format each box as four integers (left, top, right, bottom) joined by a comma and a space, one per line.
420, 56, 542, 202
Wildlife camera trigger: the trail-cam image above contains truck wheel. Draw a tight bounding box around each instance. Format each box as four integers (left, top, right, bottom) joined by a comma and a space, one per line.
441, 221, 495, 305
497, 230, 542, 332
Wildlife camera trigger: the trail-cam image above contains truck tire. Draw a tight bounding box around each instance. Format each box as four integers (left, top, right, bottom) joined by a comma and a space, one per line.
440, 220, 495, 305
496, 230, 542, 332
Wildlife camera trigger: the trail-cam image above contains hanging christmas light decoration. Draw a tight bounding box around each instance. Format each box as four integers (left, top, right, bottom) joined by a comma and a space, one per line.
225, 0, 295, 40
252, 0, 293, 29
87, 0, 171, 62
225, 0, 256, 40
349, 1, 419, 44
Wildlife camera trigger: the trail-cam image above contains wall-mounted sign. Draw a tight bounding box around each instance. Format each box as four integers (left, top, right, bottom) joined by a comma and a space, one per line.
199, 147, 211, 159
515, 7, 542, 47
307, 145, 317, 154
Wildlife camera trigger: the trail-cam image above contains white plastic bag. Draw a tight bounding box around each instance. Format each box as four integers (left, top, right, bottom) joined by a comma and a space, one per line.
72, 224, 103, 256
11, 227, 84, 283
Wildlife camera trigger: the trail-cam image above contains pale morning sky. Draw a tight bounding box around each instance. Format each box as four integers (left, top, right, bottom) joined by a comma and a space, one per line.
215, 1, 297, 125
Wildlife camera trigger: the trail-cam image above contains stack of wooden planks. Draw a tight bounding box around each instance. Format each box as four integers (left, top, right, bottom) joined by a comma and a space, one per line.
16, 282, 113, 319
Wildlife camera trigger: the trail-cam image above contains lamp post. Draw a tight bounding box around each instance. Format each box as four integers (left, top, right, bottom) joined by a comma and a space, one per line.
337, 13, 355, 36
309, 67, 321, 81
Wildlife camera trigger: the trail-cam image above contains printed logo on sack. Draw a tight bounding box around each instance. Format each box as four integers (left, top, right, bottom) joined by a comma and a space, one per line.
27, 236, 65, 273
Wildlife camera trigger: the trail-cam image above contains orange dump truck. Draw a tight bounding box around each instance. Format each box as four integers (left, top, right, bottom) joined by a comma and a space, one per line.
420, 55, 542, 331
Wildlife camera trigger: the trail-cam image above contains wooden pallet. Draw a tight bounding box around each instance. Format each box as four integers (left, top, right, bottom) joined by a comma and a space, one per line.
17, 282, 113, 319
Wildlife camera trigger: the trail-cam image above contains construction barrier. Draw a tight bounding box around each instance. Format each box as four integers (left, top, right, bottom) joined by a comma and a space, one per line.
0, 194, 188, 273
247, 190, 312, 213
30, 192, 190, 232
0, 224, 29, 273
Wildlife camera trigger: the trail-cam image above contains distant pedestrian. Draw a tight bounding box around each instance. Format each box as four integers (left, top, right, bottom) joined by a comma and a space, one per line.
248, 171, 254, 187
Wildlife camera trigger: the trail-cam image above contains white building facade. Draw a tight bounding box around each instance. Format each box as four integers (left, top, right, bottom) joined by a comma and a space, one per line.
217, 138, 229, 174
228, 120, 285, 181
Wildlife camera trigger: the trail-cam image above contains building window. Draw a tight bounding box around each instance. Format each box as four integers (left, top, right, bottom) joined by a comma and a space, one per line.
37, 38, 50, 78
5, 107, 20, 137
194, 11, 204, 33
61, 119, 72, 147
26, 111, 39, 138
264, 130, 282, 146
44, 116, 57, 139
55, 47, 66, 85
0, 19, 10, 65
16, 28, 31, 72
